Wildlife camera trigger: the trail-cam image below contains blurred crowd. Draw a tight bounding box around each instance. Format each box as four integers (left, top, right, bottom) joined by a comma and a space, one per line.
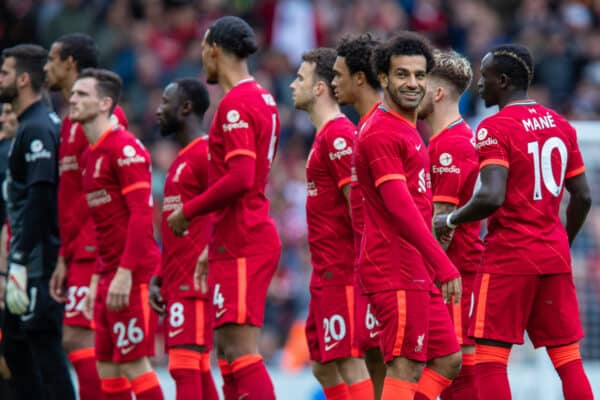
2, 0, 600, 365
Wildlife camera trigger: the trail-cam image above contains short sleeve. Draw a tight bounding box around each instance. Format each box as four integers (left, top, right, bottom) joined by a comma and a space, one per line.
22, 124, 58, 185
361, 132, 406, 188
219, 99, 257, 162
112, 138, 152, 195
429, 138, 461, 205
324, 126, 354, 188
561, 120, 585, 179
475, 118, 510, 170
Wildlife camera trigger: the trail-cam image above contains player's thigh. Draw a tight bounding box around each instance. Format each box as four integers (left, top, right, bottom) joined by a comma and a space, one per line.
469, 273, 538, 345
64, 259, 96, 329
354, 287, 381, 353
369, 289, 429, 364
427, 290, 460, 360
164, 296, 212, 351
308, 285, 360, 363
209, 251, 279, 328
527, 273, 584, 348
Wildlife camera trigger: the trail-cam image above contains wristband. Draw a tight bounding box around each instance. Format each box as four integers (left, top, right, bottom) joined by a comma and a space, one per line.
446, 211, 458, 229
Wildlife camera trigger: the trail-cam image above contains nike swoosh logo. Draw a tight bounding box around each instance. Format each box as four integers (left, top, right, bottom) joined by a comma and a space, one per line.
415, 144, 422, 151
65, 310, 80, 318
369, 331, 380, 339
121, 346, 135, 355
168, 328, 184, 338
215, 308, 228, 319
325, 342, 340, 351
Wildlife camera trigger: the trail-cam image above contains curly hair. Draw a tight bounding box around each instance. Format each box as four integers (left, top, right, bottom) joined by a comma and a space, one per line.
302, 48, 337, 97
372, 31, 434, 77
430, 49, 473, 94
490, 44, 533, 90
336, 33, 381, 89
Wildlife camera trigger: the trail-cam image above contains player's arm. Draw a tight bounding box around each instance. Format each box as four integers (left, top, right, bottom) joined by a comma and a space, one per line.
564, 172, 591, 246
342, 184, 351, 204
433, 202, 456, 250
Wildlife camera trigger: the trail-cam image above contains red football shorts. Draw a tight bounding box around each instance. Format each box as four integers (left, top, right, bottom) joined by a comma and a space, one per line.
446, 271, 476, 346
469, 272, 584, 347
305, 285, 362, 363
94, 279, 157, 362
64, 259, 96, 329
163, 296, 213, 351
427, 290, 461, 360
368, 289, 430, 363
354, 287, 381, 353
208, 251, 279, 329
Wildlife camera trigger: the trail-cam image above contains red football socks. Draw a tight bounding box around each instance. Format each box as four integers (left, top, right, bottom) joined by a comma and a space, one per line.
548, 343, 593, 400
218, 359, 238, 400
68, 348, 102, 400
130, 371, 164, 400
100, 376, 132, 400
475, 344, 511, 400
441, 353, 478, 400
201, 354, 219, 400
414, 368, 453, 400
231, 354, 275, 400
348, 378, 374, 400
168, 349, 202, 400
382, 377, 417, 399
323, 382, 350, 400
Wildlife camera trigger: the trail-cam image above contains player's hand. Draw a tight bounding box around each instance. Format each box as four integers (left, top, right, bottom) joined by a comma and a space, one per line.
167, 208, 189, 236
6, 263, 29, 315
49, 256, 67, 303
194, 246, 209, 294
83, 273, 98, 321
107, 267, 132, 312
0, 274, 6, 310
433, 213, 454, 241
441, 276, 462, 305
148, 275, 165, 316
0, 355, 11, 379
0, 103, 17, 140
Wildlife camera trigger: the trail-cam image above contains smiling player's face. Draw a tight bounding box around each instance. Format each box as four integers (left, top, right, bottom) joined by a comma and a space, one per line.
382, 55, 427, 112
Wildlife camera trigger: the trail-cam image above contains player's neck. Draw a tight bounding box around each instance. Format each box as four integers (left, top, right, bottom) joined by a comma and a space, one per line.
428, 102, 461, 136
82, 114, 113, 145
498, 90, 529, 109
354, 88, 380, 118
218, 59, 252, 93
177, 116, 202, 147
309, 98, 342, 132
13, 91, 41, 117
382, 95, 417, 125
61, 74, 77, 103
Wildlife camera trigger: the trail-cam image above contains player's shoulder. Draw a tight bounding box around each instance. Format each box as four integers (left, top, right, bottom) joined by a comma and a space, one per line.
221, 79, 275, 109
106, 128, 147, 157
323, 116, 356, 140
438, 121, 476, 152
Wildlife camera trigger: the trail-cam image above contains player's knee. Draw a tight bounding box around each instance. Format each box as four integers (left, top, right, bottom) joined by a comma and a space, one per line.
337, 357, 370, 383
443, 351, 463, 379
312, 361, 341, 386
387, 357, 424, 383
119, 357, 153, 380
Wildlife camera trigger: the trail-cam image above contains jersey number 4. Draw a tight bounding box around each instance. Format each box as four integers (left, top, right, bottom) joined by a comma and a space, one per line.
527, 137, 568, 200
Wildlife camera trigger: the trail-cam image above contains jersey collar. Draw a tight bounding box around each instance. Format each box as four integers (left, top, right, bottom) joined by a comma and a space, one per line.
316, 114, 345, 136
429, 117, 464, 142
358, 101, 380, 128
505, 99, 537, 107
378, 103, 416, 128
178, 135, 207, 156
233, 77, 255, 88
91, 125, 118, 150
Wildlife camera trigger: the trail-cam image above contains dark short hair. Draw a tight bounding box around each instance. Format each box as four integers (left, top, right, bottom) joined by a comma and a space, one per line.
490, 44, 533, 90
174, 78, 210, 118
372, 31, 434, 76
301, 48, 337, 97
336, 33, 381, 89
430, 50, 473, 94
2, 44, 48, 92
206, 16, 258, 59
78, 68, 122, 114
56, 33, 99, 72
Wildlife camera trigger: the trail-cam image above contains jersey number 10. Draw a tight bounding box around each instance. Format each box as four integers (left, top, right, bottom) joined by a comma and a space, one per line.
527, 137, 568, 201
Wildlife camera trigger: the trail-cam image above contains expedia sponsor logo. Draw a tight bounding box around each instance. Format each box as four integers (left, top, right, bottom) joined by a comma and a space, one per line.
476, 137, 498, 149
329, 147, 352, 160
117, 155, 145, 166
163, 195, 182, 211
432, 165, 461, 174
307, 181, 318, 196
86, 189, 112, 207
222, 120, 249, 132
59, 155, 79, 174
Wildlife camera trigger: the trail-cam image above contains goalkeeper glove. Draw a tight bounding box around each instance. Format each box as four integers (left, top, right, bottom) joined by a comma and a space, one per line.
6, 263, 29, 315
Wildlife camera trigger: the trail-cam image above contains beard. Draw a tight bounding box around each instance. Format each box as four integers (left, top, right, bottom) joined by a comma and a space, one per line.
386, 85, 423, 112
158, 117, 182, 137
0, 83, 18, 103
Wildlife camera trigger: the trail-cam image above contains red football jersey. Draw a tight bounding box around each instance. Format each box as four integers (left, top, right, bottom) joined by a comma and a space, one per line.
429, 118, 483, 272
306, 116, 355, 287
475, 100, 585, 274
206, 78, 281, 260
355, 105, 432, 294
159, 136, 211, 298
58, 107, 127, 263
82, 126, 159, 281
350, 102, 379, 256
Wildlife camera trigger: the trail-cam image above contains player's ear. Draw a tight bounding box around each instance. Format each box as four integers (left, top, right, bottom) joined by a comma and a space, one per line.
434, 86, 444, 102
180, 100, 193, 116
16, 71, 30, 90
378, 73, 388, 89
354, 71, 366, 86
498, 73, 510, 89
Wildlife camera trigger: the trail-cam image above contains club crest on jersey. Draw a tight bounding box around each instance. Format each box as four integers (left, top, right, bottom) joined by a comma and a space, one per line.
69, 123, 78, 143
223, 109, 249, 132
25, 139, 51, 162
118, 145, 145, 166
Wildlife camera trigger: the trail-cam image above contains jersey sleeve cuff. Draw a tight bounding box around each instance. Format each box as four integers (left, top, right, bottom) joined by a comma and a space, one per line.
337, 176, 352, 188
224, 149, 256, 162
121, 182, 151, 195
565, 166, 585, 179
374, 173, 406, 188
480, 159, 509, 169
432, 195, 460, 205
